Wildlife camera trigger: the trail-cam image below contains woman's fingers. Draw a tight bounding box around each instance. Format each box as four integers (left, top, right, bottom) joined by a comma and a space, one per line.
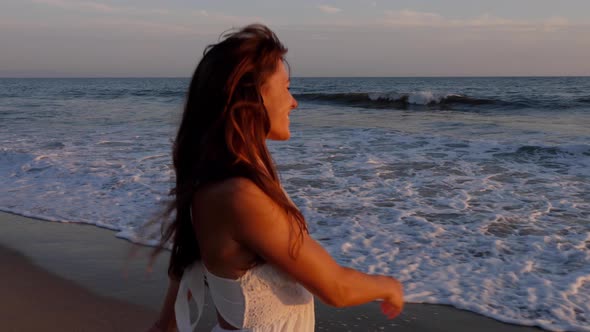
380, 301, 402, 319
387, 308, 401, 319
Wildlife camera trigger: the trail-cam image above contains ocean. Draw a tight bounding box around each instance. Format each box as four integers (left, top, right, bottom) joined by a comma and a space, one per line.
1, 77, 589, 331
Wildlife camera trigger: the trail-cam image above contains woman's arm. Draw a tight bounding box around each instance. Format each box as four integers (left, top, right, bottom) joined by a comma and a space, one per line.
211, 178, 403, 315
148, 278, 180, 332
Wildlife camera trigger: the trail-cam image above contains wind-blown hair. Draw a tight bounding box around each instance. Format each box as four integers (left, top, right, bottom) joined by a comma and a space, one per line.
152, 24, 308, 280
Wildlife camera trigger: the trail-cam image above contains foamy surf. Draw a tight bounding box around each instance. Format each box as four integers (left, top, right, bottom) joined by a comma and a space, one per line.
1, 77, 589, 331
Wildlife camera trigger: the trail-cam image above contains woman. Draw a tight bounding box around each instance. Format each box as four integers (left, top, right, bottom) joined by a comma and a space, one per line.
148, 24, 404, 332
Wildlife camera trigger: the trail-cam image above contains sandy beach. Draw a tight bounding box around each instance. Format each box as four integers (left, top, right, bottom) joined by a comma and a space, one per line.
0, 211, 546, 331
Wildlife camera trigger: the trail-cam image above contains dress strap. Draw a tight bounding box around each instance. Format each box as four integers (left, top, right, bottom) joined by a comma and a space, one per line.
175, 262, 206, 332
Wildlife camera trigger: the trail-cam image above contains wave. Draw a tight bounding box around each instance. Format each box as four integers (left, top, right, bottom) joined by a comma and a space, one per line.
128, 89, 185, 98
52, 88, 186, 100
96, 140, 135, 147
42, 142, 65, 149
293, 91, 497, 110
493, 144, 590, 163
515, 144, 590, 157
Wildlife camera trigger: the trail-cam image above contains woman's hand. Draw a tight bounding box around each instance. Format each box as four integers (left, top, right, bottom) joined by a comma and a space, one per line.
380, 277, 404, 319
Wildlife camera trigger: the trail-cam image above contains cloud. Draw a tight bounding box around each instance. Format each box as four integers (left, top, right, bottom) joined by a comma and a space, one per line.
318, 5, 342, 14
540, 16, 572, 32
382, 9, 444, 27
83, 18, 206, 36
31, 0, 265, 27
31, 0, 120, 13
30, 0, 171, 16
191, 10, 266, 26
381, 9, 576, 32
194, 10, 209, 17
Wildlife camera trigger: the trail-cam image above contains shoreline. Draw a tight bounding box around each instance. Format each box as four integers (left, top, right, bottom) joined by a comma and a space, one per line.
0, 244, 157, 331
0, 211, 545, 331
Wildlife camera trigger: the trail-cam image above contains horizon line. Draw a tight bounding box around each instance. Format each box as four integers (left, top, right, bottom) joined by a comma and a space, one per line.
2, 75, 590, 79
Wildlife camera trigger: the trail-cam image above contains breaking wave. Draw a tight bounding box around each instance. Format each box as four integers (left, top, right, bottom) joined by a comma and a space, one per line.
294, 91, 497, 110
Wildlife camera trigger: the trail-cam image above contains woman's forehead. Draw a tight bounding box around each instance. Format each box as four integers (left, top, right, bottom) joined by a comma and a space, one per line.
276, 60, 289, 81
268, 60, 289, 83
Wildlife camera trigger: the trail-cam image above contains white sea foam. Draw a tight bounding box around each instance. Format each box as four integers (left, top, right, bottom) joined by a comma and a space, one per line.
368, 91, 461, 105
2, 78, 590, 331
271, 124, 590, 332
2, 117, 589, 331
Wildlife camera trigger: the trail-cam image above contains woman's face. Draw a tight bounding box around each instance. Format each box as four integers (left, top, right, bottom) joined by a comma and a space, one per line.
261, 60, 298, 141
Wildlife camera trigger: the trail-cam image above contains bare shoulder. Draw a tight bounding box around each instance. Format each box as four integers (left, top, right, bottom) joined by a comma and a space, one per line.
218, 177, 264, 196
203, 178, 292, 255
198, 177, 265, 200
194, 177, 275, 217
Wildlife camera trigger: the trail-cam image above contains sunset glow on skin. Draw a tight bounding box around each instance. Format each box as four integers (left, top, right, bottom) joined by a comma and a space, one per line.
262, 60, 298, 141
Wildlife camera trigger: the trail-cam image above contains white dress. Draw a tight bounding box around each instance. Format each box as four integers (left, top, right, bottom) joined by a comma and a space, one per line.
175, 261, 315, 332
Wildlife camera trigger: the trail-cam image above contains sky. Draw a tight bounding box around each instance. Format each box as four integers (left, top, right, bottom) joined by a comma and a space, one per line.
1, 0, 590, 77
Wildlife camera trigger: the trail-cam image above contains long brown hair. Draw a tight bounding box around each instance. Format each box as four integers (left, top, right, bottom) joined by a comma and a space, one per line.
152, 24, 308, 280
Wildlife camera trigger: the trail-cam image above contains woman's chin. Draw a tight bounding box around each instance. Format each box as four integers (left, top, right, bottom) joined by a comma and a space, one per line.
268, 130, 290, 141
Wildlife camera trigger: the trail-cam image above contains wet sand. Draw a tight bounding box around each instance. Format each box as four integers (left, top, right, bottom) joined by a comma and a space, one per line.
0, 211, 544, 331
